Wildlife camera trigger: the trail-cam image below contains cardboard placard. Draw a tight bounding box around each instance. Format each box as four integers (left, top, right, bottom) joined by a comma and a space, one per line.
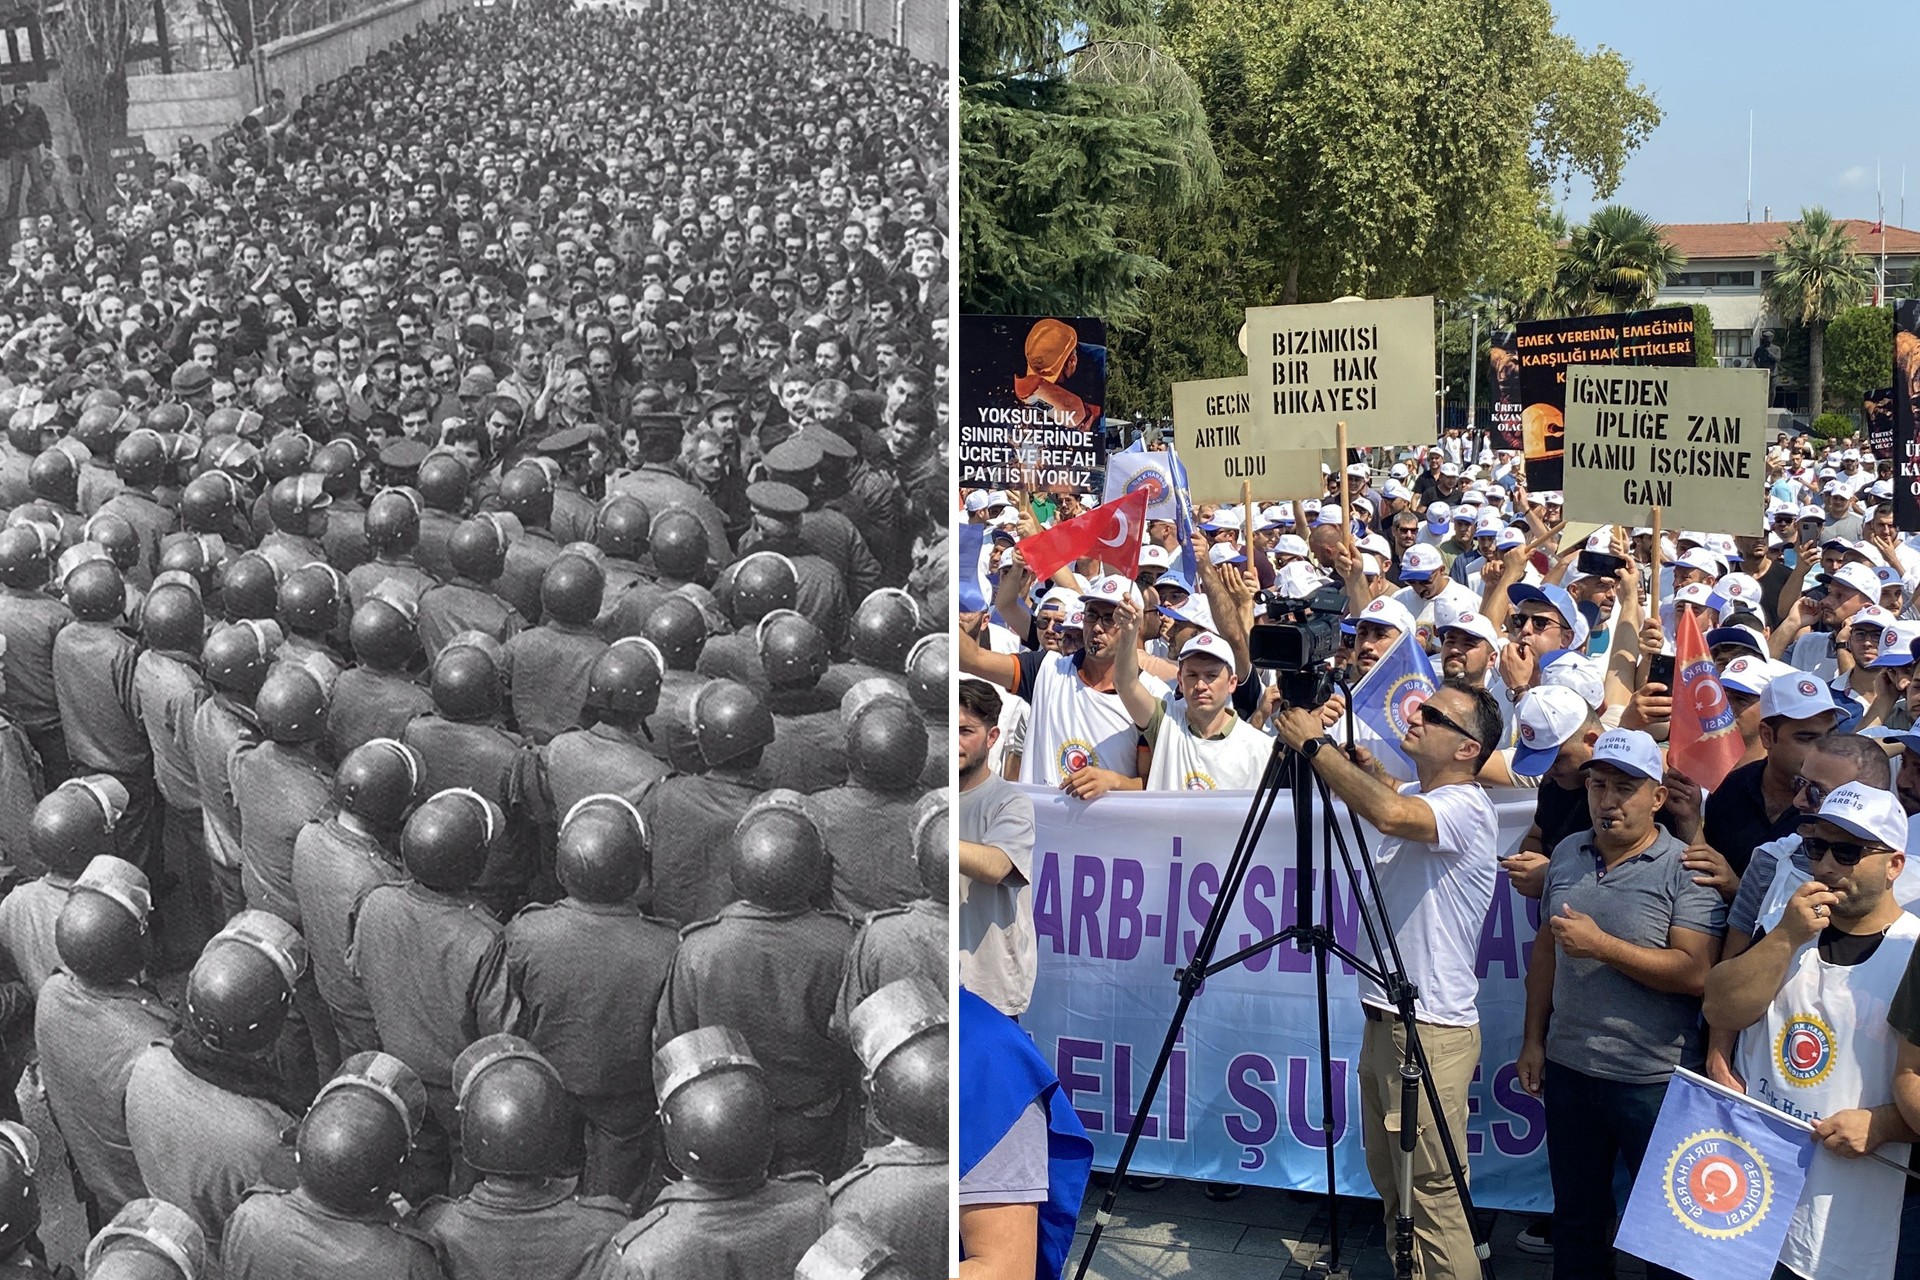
1241, 296, 1435, 448
1561, 364, 1768, 533
958, 314, 1108, 494
1170, 376, 1326, 504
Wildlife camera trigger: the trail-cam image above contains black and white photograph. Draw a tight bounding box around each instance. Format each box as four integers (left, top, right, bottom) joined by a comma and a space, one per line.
0, 0, 953, 1273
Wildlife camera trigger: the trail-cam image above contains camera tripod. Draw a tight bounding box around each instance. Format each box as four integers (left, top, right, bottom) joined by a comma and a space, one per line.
1071, 693, 1493, 1280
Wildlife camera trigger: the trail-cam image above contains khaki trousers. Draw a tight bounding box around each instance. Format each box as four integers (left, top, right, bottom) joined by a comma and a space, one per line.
1358, 1014, 1481, 1280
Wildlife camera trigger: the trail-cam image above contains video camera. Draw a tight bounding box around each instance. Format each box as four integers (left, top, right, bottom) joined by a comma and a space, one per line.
1249, 584, 1346, 709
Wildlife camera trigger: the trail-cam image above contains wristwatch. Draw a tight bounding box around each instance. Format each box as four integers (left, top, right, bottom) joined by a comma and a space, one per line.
1301, 735, 1334, 760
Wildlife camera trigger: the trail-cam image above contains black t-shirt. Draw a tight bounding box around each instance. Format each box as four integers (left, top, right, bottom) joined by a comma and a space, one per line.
1702, 758, 1799, 875
1532, 778, 1590, 857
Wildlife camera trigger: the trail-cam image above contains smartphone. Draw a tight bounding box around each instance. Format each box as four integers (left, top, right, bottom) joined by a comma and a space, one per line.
1647, 654, 1674, 688
1577, 549, 1626, 578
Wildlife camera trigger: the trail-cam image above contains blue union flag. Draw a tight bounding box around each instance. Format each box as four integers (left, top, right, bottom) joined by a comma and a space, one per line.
1616, 1068, 1815, 1280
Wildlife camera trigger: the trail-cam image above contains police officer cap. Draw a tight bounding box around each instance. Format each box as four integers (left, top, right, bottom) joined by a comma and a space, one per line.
56, 856, 153, 986
377, 438, 430, 475
762, 434, 823, 481
84, 1197, 206, 1280
914, 788, 949, 903
726, 551, 797, 624
691, 679, 775, 767
0, 1122, 40, 1256
332, 737, 427, 831
745, 480, 807, 518
730, 790, 827, 911
536, 424, 594, 456
186, 910, 307, 1055
299, 1052, 425, 1216
904, 634, 947, 715
794, 1221, 914, 1280
850, 977, 948, 1148
801, 423, 859, 464
31, 776, 129, 876
401, 788, 503, 892
849, 588, 922, 671
201, 619, 284, 697
556, 794, 649, 904
652, 1026, 774, 1184
451, 1033, 574, 1178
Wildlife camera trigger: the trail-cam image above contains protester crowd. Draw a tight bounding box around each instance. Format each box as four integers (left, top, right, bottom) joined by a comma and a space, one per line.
0, 1, 950, 1276
957, 425, 1920, 1280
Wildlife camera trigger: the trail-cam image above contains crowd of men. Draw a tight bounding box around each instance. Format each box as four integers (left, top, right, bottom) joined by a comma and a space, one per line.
0, 0, 951, 1276
957, 427, 1920, 1280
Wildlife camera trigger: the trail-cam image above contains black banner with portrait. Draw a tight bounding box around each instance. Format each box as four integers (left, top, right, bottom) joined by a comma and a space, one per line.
1866, 385, 1895, 463
1512, 307, 1696, 489
1893, 301, 1920, 530
1488, 330, 1521, 452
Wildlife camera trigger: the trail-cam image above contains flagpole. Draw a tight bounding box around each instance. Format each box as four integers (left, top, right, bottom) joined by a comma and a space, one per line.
1241, 478, 1253, 558
1649, 505, 1663, 620
1337, 420, 1354, 557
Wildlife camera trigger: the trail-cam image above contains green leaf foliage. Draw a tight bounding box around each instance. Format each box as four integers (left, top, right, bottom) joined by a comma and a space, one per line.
1766, 209, 1875, 414
1818, 304, 1893, 412
1811, 412, 1854, 441
1693, 304, 1717, 368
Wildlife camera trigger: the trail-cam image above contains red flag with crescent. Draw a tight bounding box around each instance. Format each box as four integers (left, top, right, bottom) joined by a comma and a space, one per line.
1015, 488, 1150, 582
1668, 607, 1746, 791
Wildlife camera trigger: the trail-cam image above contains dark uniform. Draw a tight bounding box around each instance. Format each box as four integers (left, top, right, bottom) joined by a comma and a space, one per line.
348, 881, 510, 1148
416, 507, 462, 584
417, 1175, 625, 1280
489, 898, 678, 1199
190, 693, 257, 919
0, 876, 72, 996
539, 723, 669, 814
230, 740, 332, 927
811, 782, 925, 921
657, 903, 855, 1176
319, 497, 373, 571
641, 668, 707, 776
797, 505, 883, 604
600, 1173, 829, 1280
346, 557, 437, 618
549, 480, 598, 548
95, 487, 177, 583
595, 564, 666, 642
53, 618, 157, 864
123, 1042, 299, 1253
132, 646, 212, 961
833, 900, 945, 1038
222, 1185, 447, 1280
401, 714, 537, 912
418, 580, 526, 658
693, 631, 766, 693
761, 685, 848, 794
326, 666, 435, 761
292, 817, 408, 1060
503, 621, 607, 746
641, 765, 768, 927
606, 465, 734, 573
734, 533, 850, 653
827, 1144, 946, 1280
257, 529, 328, 578
0, 585, 72, 782
495, 529, 564, 626
33, 972, 172, 1219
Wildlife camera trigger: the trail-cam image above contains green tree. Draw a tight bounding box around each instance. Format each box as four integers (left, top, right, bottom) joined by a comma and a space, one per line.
1765, 209, 1874, 415
959, 0, 1221, 320
1820, 304, 1893, 410
1105, 0, 1658, 417
1558, 206, 1686, 314
1691, 304, 1717, 368
60, 0, 144, 203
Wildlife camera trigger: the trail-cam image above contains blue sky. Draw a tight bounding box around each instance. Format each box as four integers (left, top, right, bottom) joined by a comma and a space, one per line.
1553, 2, 1920, 227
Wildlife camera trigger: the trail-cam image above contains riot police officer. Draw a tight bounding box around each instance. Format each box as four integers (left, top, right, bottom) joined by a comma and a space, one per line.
836, 790, 947, 1036
190, 620, 282, 920
414, 1034, 626, 1279
600, 1028, 828, 1280
904, 633, 946, 791
656, 792, 856, 1178
487, 795, 677, 1204
229, 662, 334, 926
1, 776, 130, 996
537, 639, 670, 816
588, 494, 663, 641
696, 551, 799, 692
347, 486, 437, 617
0, 1121, 56, 1277
756, 609, 849, 794
53, 559, 158, 867
220, 1052, 445, 1278
635, 593, 710, 775
0, 521, 74, 784
492, 465, 564, 625
503, 547, 608, 745
641, 680, 776, 927
812, 681, 931, 920
829, 978, 948, 1279
415, 452, 471, 584
256, 474, 331, 578
418, 513, 527, 659
327, 592, 435, 760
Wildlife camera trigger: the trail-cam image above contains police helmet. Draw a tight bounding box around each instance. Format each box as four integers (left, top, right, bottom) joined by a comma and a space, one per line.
331, 738, 427, 832
221, 551, 282, 622
585, 637, 664, 719
254, 662, 329, 744
638, 594, 707, 671
417, 453, 470, 514
540, 550, 605, 626
365, 487, 423, 556
649, 507, 708, 581
755, 609, 828, 689
845, 687, 928, 791
498, 464, 553, 529
727, 552, 797, 624
141, 575, 206, 656
556, 795, 647, 904
849, 589, 921, 672
112, 427, 168, 488
201, 620, 284, 698
54, 856, 153, 986
297, 1052, 424, 1216
447, 515, 510, 583
266, 474, 331, 536
400, 789, 502, 892
903, 634, 947, 715
452, 1034, 575, 1178
653, 1027, 773, 1185
185, 910, 307, 1055
348, 595, 420, 671
65, 559, 125, 623
278, 561, 345, 635
850, 979, 947, 1148
691, 680, 774, 768
730, 794, 827, 911
0, 1122, 40, 1258
591, 494, 649, 561
430, 640, 503, 721
83, 1197, 206, 1280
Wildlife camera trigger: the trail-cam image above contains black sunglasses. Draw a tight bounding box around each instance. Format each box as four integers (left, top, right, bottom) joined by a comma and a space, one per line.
1416, 702, 1477, 743
1801, 836, 1887, 868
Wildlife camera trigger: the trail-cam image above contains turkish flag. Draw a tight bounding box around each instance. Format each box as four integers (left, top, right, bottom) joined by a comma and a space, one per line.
1668, 607, 1747, 792
1016, 488, 1151, 582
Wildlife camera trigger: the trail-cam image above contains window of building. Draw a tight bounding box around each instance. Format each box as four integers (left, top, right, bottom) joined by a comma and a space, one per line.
1668, 270, 1756, 288
1714, 330, 1754, 361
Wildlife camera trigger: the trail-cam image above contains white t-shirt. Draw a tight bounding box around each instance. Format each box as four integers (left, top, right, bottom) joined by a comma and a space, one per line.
1143, 696, 1272, 791
1016, 651, 1169, 786
1362, 781, 1501, 1026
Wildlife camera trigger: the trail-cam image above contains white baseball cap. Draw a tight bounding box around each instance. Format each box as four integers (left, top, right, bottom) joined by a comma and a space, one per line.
1511, 685, 1592, 777
1426, 502, 1451, 532
1178, 630, 1235, 666
1272, 534, 1311, 559
1440, 462, 1461, 478
1436, 607, 1499, 649
1803, 782, 1907, 852
1539, 649, 1606, 710
1708, 573, 1763, 614
1829, 562, 1882, 602
1493, 527, 1526, 551
1473, 513, 1503, 537
1138, 544, 1173, 570
1354, 596, 1417, 637
1719, 655, 1791, 697
1161, 594, 1216, 632
1674, 548, 1723, 576
1759, 672, 1841, 723
1208, 543, 1247, 567
963, 490, 991, 513
1671, 582, 1720, 611
1201, 506, 1244, 532
1583, 728, 1663, 781
1399, 544, 1444, 581
1079, 575, 1143, 607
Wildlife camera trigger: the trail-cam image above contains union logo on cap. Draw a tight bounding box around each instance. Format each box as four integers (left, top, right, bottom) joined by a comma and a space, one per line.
1888, 628, 1900, 648
1520, 723, 1537, 743
1797, 679, 1818, 697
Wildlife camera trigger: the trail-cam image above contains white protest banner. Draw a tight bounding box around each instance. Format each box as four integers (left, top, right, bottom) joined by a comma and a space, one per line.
1171, 376, 1326, 504
1242, 296, 1436, 448
1012, 785, 1551, 1208
1561, 364, 1768, 533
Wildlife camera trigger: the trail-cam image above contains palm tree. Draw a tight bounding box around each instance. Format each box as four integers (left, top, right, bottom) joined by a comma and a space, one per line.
1766, 208, 1875, 413
1558, 205, 1686, 314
